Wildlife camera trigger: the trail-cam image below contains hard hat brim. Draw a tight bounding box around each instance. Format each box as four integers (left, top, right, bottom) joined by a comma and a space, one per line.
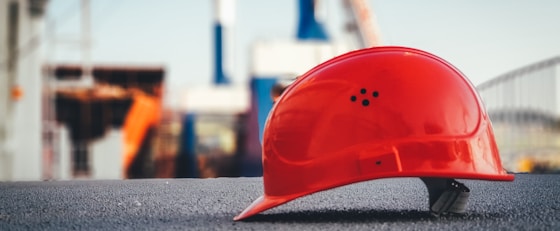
233, 194, 301, 221
234, 171, 514, 221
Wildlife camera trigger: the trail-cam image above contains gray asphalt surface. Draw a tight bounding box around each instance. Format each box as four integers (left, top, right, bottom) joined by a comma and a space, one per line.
0, 174, 558, 230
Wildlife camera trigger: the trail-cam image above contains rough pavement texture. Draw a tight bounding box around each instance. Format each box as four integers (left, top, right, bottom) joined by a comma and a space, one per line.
0, 174, 558, 230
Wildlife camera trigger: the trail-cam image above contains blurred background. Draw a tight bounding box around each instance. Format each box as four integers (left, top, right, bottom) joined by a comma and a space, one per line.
1, 0, 560, 181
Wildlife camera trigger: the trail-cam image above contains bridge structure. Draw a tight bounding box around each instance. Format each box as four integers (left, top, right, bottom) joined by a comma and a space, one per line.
477, 56, 560, 172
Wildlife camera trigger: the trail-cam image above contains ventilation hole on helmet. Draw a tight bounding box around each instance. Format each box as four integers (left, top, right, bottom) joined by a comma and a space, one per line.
362, 99, 370, 106
360, 88, 366, 94
372, 91, 379, 98
376, 161, 382, 165
350, 95, 357, 102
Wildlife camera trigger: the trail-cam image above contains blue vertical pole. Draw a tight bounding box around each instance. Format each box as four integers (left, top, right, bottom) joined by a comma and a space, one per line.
177, 113, 199, 178
297, 0, 329, 41
214, 22, 230, 85
250, 77, 278, 142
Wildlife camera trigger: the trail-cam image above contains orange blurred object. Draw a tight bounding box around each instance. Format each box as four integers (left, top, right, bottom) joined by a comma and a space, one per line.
234, 46, 514, 221
11, 85, 24, 100
122, 92, 161, 175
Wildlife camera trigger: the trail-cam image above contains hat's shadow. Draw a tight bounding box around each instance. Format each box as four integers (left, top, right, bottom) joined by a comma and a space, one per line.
242, 209, 501, 223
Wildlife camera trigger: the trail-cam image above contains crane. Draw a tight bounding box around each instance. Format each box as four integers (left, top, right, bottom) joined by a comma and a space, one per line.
343, 0, 382, 48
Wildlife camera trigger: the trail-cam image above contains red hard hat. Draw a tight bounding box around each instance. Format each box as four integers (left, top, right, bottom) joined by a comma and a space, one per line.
234, 46, 514, 221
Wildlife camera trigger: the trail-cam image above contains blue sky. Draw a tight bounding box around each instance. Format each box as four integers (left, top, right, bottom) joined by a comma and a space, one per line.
46, 0, 560, 106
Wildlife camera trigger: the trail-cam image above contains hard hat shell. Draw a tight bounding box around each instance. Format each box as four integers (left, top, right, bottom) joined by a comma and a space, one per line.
234, 46, 514, 221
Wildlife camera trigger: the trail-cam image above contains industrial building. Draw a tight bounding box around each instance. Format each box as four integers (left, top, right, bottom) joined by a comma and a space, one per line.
477, 56, 560, 172
1, 0, 377, 181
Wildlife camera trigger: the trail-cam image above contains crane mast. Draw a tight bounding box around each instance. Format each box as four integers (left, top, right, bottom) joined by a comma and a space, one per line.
343, 0, 382, 48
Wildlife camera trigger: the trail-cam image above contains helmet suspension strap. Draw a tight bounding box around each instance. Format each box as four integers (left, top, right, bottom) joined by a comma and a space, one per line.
421, 178, 470, 216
